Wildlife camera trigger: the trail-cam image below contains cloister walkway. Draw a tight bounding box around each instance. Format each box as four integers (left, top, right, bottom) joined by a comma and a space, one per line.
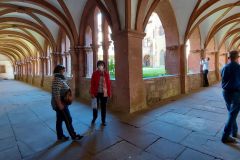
0, 80, 240, 160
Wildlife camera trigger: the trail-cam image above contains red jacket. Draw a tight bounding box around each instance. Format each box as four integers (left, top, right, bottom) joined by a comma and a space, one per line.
90, 70, 111, 97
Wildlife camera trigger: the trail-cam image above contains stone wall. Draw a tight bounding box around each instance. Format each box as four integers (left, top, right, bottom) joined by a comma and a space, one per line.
79, 78, 91, 101
42, 76, 52, 92
187, 73, 202, 92
79, 76, 184, 109
144, 75, 181, 106
208, 71, 217, 85
32, 75, 42, 88
17, 72, 218, 112
78, 78, 117, 109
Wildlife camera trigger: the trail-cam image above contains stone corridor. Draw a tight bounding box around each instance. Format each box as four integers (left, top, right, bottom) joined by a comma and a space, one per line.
0, 80, 240, 160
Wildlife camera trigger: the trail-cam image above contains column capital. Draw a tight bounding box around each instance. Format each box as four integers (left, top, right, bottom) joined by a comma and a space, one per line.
220, 52, 228, 56
166, 45, 180, 51
190, 49, 201, 54
83, 46, 93, 52
112, 30, 146, 41
90, 44, 100, 49
102, 41, 112, 50
206, 50, 218, 55
51, 52, 61, 55
64, 51, 70, 56
69, 46, 83, 54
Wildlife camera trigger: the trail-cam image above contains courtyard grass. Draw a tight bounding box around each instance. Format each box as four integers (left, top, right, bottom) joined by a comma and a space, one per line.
143, 67, 166, 78
110, 67, 166, 79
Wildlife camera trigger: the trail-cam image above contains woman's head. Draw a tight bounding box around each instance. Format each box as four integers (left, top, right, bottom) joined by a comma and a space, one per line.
97, 60, 105, 71
53, 64, 65, 75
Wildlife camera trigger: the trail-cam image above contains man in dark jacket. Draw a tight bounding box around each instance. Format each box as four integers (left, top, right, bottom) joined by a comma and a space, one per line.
221, 50, 240, 143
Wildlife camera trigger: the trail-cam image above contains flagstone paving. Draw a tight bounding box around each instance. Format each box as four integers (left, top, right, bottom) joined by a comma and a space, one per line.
0, 80, 240, 160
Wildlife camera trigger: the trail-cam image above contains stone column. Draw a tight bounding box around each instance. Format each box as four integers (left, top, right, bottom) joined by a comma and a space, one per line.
40, 57, 45, 87
21, 64, 23, 80
225, 53, 228, 64
15, 64, 19, 80
102, 42, 110, 70
215, 51, 220, 81
36, 58, 39, 76
24, 62, 28, 82
179, 44, 188, 94
45, 57, 49, 76
102, 19, 110, 70
82, 46, 93, 77
27, 61, 31, 83
69, 47, 81, 97
64, 52, 68, 73
31, 59, 36, 84
112, 30, 146, 113
57, 53, 62, 65
166, 45, 181, 75
52, 52, 57, 67
91, 44, 99, 70
25, 61, 28, 82
200, 49, 205, 86
18, 64, 21, 80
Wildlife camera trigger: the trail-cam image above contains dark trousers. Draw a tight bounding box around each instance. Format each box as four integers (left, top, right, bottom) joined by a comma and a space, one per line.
56, 107, 76, 138
92, 93, 107, 123
203, 70, 209, 87
222, 91, 240, 139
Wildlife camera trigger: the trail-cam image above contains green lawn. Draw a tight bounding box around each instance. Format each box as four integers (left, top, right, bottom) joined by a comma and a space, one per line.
110, 67, 166, 79
143, 67, 166, 78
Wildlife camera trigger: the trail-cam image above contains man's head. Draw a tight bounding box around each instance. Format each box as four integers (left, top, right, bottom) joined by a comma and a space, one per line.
228, 50, 239, 62
207, 57, 210, 61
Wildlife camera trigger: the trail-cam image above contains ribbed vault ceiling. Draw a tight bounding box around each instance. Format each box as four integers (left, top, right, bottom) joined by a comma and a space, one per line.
0, 0, 240, 65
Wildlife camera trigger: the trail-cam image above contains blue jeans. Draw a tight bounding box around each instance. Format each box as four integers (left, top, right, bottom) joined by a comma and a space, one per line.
56, 107, 76, 139
222, 91, 240, 138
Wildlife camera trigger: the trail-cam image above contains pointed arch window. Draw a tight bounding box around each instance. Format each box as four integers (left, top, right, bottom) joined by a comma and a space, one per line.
84, 7, 115, 79
142, 12, 166, 78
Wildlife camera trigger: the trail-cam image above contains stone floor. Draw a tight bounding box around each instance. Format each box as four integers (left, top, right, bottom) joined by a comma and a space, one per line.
1, 80, 240, 160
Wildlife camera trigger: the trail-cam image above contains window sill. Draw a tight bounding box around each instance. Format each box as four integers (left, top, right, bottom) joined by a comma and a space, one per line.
143, 74, 179, 80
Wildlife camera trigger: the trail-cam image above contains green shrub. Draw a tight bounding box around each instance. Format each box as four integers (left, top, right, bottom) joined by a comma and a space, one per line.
108, 58, 115, 78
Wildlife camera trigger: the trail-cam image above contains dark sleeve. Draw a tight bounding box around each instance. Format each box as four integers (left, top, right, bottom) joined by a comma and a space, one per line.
90, 72, 95, 95
221, 67, 225, 78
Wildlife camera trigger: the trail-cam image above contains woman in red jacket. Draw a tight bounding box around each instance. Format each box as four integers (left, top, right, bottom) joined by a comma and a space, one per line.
90, 60, 111, 126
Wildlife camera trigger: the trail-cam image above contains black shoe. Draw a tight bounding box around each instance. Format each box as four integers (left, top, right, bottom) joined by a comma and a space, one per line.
101, 122, 107, 126
91, 120, 95, 125
72, 134, 83, 140
232, 133, 239, 138
58, 135, 69, 141
221, 136, 237, 143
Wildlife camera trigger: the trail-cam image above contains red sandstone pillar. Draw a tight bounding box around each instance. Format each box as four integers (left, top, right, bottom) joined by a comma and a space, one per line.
69, 47, 80, 97
112, 30, 147, 113
200, 49, 205, 86
179, 44, 187, 94
165, 45, 180, 75
225, 54, 228, 64
102, 19, 110, 70
45, 57, 49, 75
91, 44, 99, 70
52, 52, 57, 67
215, 51, 220, 80
40, 57, 44, 87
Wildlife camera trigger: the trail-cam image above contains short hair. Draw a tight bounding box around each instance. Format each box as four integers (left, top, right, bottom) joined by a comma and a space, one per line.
53, 64, 65, 74
228, 50, 239, 60
97, 60, 106, 68
207, 57, 210, 60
